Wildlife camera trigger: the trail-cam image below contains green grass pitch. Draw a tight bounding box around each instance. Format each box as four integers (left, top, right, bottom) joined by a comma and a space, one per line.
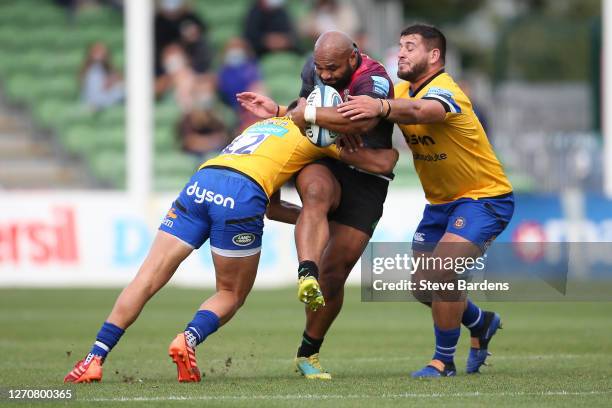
1, 287, 611, 407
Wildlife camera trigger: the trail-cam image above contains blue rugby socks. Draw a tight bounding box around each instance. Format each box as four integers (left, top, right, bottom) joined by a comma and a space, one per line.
184, 310, 220, 348
462, 299, 485, 335
87, 321, 125, 362
432, 325, 460, 367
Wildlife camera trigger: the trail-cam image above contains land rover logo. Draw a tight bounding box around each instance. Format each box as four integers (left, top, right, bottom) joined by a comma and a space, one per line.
232, 233, 255, 247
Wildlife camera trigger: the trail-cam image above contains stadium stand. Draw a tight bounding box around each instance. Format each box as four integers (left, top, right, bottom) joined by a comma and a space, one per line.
0, 0, 420, 190
0, 0, 203, 190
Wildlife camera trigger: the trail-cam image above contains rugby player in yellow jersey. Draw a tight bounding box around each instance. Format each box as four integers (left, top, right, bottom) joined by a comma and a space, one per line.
63, 99, 398, 383
338, 24, 514, 377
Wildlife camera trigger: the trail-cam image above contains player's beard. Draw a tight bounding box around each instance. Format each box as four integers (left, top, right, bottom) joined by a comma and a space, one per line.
324, 70, 352, 91
397, 58, 428, 83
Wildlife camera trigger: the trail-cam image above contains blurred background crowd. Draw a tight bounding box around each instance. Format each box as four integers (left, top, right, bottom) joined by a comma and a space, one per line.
0, 0, 602, 193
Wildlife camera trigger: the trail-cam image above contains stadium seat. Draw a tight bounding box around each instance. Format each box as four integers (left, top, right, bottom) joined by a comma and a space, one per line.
154, 152, 200, 175
98, 106, 126, 127
155, 104, 181, 126
32, 100, 93, 129
63, 125, 98, 155
260, 52, 304, 79
201, 3, 245, 25
26, 76, 78, 104
209, 25, 241, 52
155, 124, 177, 152
90, 151, 126, 188
4, 75, 34, 103
74, 7, 122, 27
265, 75, 301, 105
155, 174, 190, 191
91, 126, 126, 151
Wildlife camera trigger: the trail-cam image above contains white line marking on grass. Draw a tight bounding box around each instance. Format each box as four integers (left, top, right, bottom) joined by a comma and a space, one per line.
265, 353, 610, 364
85, 390, 612, 402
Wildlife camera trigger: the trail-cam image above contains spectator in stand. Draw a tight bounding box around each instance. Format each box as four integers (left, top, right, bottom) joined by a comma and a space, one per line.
79, 41, 124, 111
155, 44, 216, 113
244, 0, 300, 58
177, 108, 228, 157
217, 37, 266, 131
155, 0, 211, 77
179, 19, 213, 75
299, 0, 360, 42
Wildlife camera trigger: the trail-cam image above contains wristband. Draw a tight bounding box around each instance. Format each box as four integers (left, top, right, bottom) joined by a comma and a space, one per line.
383, 99, 392, 119
304, 105, 317, 124
378, 98, 385, 117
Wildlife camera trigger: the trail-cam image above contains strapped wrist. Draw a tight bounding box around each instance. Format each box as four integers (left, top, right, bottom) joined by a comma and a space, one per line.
304, 105, 317, 123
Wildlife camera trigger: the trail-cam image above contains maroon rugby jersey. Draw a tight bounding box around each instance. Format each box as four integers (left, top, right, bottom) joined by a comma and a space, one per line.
299, 53, 394, 149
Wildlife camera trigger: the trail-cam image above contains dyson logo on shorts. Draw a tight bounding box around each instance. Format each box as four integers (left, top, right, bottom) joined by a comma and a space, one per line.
186, 182, 235, 209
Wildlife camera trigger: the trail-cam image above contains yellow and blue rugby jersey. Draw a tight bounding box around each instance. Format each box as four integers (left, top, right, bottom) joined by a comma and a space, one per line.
394, 70, 512, 204
200, 117, 339, 198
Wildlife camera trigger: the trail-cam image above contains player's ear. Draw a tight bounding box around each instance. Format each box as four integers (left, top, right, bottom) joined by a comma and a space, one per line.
349, 47, 359, 66
430, 48, 441, 65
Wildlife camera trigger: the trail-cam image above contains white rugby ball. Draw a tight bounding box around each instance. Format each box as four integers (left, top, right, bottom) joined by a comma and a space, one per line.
305, 85, 343, 147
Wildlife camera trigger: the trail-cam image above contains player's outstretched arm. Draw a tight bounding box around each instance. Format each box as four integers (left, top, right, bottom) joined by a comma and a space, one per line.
338, 95, 446, 125
266, 190, 302, 225
291, 98, 379, 135
236, 92, 287, 119
339, 147, 399, 175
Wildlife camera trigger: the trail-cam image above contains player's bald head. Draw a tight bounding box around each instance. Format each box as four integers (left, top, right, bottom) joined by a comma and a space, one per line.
313, 31, 359, 89
314, 31, 356, 59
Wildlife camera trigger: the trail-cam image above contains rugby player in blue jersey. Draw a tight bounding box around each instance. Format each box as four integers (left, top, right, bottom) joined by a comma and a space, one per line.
338, 24, 514, 377
63, 99, 397, 383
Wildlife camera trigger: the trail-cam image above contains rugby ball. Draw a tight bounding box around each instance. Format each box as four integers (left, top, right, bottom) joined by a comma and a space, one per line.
305, 85, 343, 147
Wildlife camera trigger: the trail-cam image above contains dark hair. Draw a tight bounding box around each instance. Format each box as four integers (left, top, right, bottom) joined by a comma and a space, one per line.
400, 24, 446, 63
286, 99, 299, 112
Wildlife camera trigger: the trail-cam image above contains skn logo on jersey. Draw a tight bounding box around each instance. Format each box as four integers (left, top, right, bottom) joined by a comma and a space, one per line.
186, 182, 235, 209
406, 134, 436, 146
162, 208, 177, 228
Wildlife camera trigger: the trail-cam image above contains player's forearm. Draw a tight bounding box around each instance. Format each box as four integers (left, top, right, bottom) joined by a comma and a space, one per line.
266, 200, 302, 225
340, 147, 399, 175
384, 99, 444, 124
314, 106, 379, 134
384, 99, 422, 124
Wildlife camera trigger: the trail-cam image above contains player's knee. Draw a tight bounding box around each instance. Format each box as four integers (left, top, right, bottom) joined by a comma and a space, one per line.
230, 291, 249, 313
213, 287, 248, 316
321, 280, 343, 300
300, 181, 335, 209
235, 292, 248, 309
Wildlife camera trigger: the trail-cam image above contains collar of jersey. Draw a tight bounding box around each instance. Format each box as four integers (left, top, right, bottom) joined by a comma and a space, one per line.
409, 68, 446, 98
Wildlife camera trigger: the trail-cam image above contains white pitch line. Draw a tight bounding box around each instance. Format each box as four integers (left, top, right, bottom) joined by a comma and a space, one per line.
266, 353, 610, 363
85, 390, 612, 402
